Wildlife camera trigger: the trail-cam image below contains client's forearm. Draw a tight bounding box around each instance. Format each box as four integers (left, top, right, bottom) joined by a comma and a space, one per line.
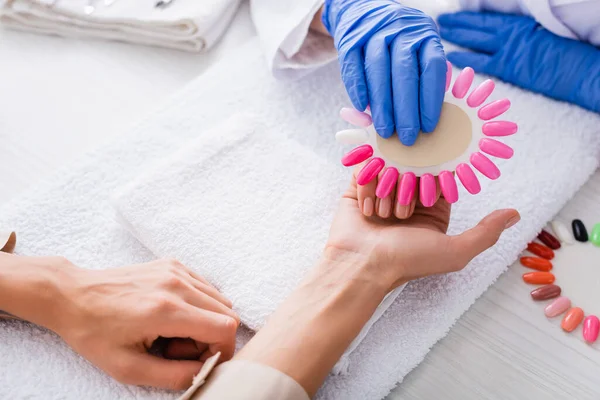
235, 249, 387, 397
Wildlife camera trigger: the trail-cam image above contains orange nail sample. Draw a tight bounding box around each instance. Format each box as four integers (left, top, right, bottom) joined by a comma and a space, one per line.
520, 256, 552, 272
526, 242, 554, 260
522, 272, 555, 284
562, 307, 584, 332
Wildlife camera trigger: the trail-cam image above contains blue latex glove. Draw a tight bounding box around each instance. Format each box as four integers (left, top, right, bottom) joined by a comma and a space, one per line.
322, 0, 447, 145
438, 12, 600, 113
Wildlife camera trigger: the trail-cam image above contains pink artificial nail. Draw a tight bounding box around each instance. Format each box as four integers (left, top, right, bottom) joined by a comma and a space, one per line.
583, 315, 600, 343
341, 144, 373, 166
438, 170, 458, 203
419, 173, 437, 207
470, 152, 501, 180
376, 167, 399, 199
544, 296, 571, 317
340, 107, 373, 127
467, 79, 495, 107
482, 121, 518, 136
397, 172, 416, 205
356, 157, 384, 186
478, 98, 511, 120
452, 67, 474, 99
445, 61, 452, 92
456, 163, 481, 194
479, 138, 514, 159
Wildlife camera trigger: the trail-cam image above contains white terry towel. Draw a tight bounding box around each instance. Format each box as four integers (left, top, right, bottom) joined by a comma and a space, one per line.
112, 112, 405, 374
0, 0, 240, 52
0, 39, 599, 400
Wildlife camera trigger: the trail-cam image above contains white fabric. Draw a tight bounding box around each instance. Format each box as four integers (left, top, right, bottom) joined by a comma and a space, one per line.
112, 112, 405, 375
0, 38, 599, 399
459, 0, 600, 46
0, 0, 241, 52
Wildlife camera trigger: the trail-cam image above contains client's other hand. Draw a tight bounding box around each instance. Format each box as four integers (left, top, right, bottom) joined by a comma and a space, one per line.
327, 170, 520, 291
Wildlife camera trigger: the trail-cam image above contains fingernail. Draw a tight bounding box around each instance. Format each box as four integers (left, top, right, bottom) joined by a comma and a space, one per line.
378, 196, 392, 218
505, 214, 520, 229
375, 167, 399, 198
376, 126, 394, 138
356, 157, 385, 185
397, 172, 416, 205
363, 197, 374, 216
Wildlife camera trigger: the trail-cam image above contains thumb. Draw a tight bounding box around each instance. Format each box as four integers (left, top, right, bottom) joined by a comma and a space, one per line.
450, 209, 520, 267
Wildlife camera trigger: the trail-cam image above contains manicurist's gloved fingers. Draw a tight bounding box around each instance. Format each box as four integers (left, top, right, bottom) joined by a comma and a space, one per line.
446, 51, 493, 73
439, 27, 501, 54
417, 38, 447, 133
364, 35, 395, 138
340, 48, 370, 111
437, 11, 507, 32
390, 35, 419, 145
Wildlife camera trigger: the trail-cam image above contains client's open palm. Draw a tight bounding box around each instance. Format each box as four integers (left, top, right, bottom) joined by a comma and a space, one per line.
327, 169, 520, 290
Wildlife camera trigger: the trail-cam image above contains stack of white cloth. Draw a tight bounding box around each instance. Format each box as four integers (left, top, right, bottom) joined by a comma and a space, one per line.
0, 0, 240, 52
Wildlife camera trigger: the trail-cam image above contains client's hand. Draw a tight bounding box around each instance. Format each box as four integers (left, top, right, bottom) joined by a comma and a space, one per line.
328, 169, 520, 291
9, 257, 239, 390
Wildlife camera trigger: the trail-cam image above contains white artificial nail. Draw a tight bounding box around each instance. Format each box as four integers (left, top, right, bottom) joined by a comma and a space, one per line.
335, 129, 369, 144
551, 220, 574, 245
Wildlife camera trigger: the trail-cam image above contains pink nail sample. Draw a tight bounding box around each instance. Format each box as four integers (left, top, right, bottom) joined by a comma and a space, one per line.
456, 163, 481, 194
397, 172, 416, 205
478, 98, 511, 120
470, 152, 501, 180
482, 121, 518, 136
419, 173, 437, 207
583, 315, 599, 343
340, 107, 373, 127
452, 67, 474, 99
445, 61, 452, 92
341, 144, 373, 166
479, 138, 514, 159
438, 170, 458, 203
467, 79, 495, 107
356, 157, 384, 186
544, 296, 571, 317
376, 167, 399, 198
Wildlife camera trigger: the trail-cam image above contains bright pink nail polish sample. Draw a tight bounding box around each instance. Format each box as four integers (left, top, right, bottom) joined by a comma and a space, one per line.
583, 316, 599, 343
341, 144, 373, 166
397, 172, 416, 205
376, 167, 399, 198
544, 296, 571, 317
438, 170, 458, 203
420, 173, 437, 207
479, 138, 514, 159
356, 157, 384, 186
445, 61, 452, 92
452, 67, 474, 99
456, 163, 481, 194
467, 79, 495, 107
482, 121, 518, 136
340, 107, 372, 127
470, 152, 501, 180
478, 98, 511, 120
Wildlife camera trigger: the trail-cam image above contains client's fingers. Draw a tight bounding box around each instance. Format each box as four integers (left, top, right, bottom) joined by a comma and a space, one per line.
163, 338, 206, 360
375, 167, 398, 219
449, 209, 520, 268
356, 167, 378, 217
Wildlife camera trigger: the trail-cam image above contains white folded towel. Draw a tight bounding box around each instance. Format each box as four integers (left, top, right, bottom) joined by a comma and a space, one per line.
0, 39, 599, 400
112, 111, 406, 374
0, 0, 240, 52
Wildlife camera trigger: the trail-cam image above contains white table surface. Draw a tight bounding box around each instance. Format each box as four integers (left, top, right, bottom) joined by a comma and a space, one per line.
2, 4, 600, 399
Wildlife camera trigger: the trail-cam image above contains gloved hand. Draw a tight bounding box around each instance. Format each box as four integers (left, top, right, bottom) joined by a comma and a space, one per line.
438, 12, 600, 113
322, 0, 447, 145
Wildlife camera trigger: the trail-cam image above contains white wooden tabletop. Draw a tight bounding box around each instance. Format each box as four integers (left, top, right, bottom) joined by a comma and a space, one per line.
2, 4, 600, 399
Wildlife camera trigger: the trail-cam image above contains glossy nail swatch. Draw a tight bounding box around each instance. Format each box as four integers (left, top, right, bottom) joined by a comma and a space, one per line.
537, 229, 561, 250
336, 128, 369, 144
530, 284, 561, 300
478, 98, 511, 120
376, 167, 399, 198
397, 172, 416, 205
419, 174, 437, 207
342, 144, 373, 166
356, 157, 384, 185
583, 316, 600, 343
470, 152, 501, 180
456, 163, 481, 194
438, 170, 458, 203
572, 219, 588, 242
551, 220, 573, 245
452, 67, 474, 99
520, 257, 552, 272
561, 307, 584, 332
522, 272, 555, 284
479, 138, 514, 159
544, 296, 571, 317
467, 79, 495, 108
340, 107, 372, 127
526, 242, 554, 260
591, 223, 600, 247
482, 121, 518, 136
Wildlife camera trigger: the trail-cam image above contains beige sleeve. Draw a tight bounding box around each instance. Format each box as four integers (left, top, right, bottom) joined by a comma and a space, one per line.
178, 354, 310, 400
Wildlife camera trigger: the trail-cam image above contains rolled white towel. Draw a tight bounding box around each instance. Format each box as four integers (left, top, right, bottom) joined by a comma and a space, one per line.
0, 0, 241, 52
